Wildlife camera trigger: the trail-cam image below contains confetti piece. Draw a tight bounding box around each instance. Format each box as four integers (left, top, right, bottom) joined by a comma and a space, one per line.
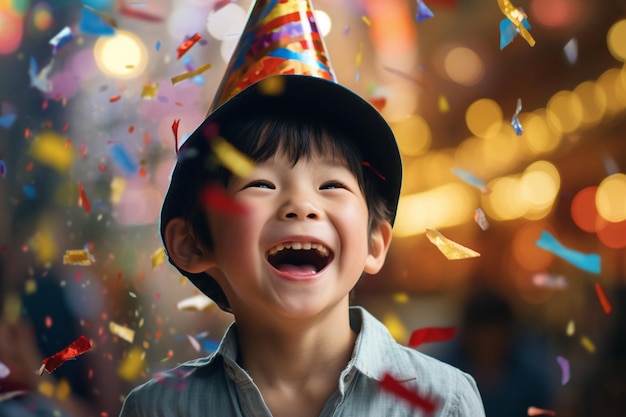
497, 0, 535, 48
408, 327, 456, 348
474, 208, 489, 230
382, 66, 425, 88
63, 249, 95, 265
79, 6, 115, 36
201, 182, 247, 215
171, 62, 212, 85
563, 38, 578, 65
129, 292, 137, 298
49, 26, 73, 54
109, 321, 135, 343
109, 95, 121, 102
393, 292, 410, 304
438, 95, 449, 112
0, 361, 10, 379
109, 142, 139, 177
580, 335, 595, 353
594, 282, 613, 315
531, 273, 568, 289
177, 33, 202, 59
23, 184, 37, 199
40, 335, 91, 374
151, 247, 166, 269
499, 16, 531, 50
29, 56, 54, 93
511, 98, 523, 135
78, 181, 91, 214
172, 119, 181, 153
119, 5, 164, 22
0, 113, 16, 128
117, 347, 146, 381
452, 168, 490, 194
602, 153, 620, 175
83, 5, 118, 28
556, 356, 570, 385
361, 16, 371, 26
2, 292, 21, 324
535, 230, 601, 274
426, 229, 481, 260
155, 40, 161, 51
528, 406, 557, 416
416, 0, 434, 22
176, 294, 217, 312
187, 334, 201, 352
0, 160, 6, 178
566, 320, 575, 336
210, 136, 255, 177
379, 372, 437, 414
141, 83, 159, 99
362, 161, 386, 181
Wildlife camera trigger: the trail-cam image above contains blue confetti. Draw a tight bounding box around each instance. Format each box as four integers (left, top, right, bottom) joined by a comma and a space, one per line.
79, 7, 115, 36
200, 339, 220, 353
0, 160, 6, 178
109, 142, 139, 177
535, 230, 601, 274
499, 17, 531, 50
511, 98, 523, 136
0, 113, 17, 129
156, 40, 161, 51
23, 184, 37, 199
452, 168, 490, 194
416, 0, 434, 23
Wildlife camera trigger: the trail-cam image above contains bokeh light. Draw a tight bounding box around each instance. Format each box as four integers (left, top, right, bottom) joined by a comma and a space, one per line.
573, 80, 607, 127
571, 186, 599, 233
607, 19, 626, 62
597, 68, 626, 115
391, 115, 432, 157
596, 173, 626, 222
0, 9, 23, 55
519, 110, 561, 155
546, 90, 583, 134
530, 0, 582, 28
465, 98, 503, 139
521, 160, 560, 219
30, 2, 52, 32
93, 30, 148, 79
512, 222, 554, 271
313, 9, 332, 37
444, 47, 484, 86
206, 2, 246, 41
482, 176, 527, 221
596, 218, 626, 249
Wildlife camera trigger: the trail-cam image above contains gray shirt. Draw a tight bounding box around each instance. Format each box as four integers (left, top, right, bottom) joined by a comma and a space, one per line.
119, 307, 485, 416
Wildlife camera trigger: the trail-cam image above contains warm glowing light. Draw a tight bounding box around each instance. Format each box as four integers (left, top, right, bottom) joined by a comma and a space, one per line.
482, 176, 527, 221
519, 111, 561, 155
391, 115, 432, 157
573, 80, 607, 127
597, 68, 626, 114
571, 186, 599, 233
597, 218, 626, 249
481, 125, 522, 176
313, 10, 332, 37
465, 98, 503, 139
94, 30, 148, 79
403, 152, 455, 193
546, 90, 583, 134
607, 19, 626, 62
521, 160, 560, 218
394, 183, 476, 238
444, 47, 484, 86
512, 223, 554, 271
596, 173, 626, 222
530, 0, 582, 28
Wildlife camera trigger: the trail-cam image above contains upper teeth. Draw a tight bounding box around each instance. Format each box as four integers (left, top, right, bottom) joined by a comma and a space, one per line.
268, 242, 330, 257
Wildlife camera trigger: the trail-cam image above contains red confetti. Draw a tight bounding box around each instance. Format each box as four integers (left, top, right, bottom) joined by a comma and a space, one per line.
379, 372, 437, 414
41, 335, 92, 374
362, 161, 386, 181
528, 406, 557, 416
78, 181, 91, 214
408, 327, 456, 348
109, 95, 121, 102
42, 100, 48, 109
176, 33, 202, 59
594, 282, 613, 315
128, 125, 135, 133
201, 182, 247, 215
172, 118, 181, 154
62, 122, 69, 132
119, 6, 164, 22
45, 316, 53, 328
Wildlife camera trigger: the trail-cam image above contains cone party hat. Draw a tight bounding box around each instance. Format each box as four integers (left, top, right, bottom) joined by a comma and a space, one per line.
209, 0, 335, 112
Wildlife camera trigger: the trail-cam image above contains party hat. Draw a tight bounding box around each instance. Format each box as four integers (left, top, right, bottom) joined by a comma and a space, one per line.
210, 0, 336, 112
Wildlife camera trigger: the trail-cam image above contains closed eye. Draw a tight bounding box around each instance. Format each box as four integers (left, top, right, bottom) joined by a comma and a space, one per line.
320, 181, 347, 190
244, 180, 275, 190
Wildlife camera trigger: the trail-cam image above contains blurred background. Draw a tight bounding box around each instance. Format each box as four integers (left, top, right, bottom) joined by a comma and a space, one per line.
0, 0, 625, 416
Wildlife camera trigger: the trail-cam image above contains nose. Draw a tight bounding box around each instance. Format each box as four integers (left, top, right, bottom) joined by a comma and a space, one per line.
278, 198, 322, 221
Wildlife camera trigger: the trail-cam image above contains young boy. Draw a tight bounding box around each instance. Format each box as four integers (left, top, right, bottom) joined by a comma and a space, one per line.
119, 1, 485, 416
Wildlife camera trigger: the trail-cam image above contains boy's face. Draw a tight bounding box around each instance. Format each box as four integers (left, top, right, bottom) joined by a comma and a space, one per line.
203, 150, 391, 320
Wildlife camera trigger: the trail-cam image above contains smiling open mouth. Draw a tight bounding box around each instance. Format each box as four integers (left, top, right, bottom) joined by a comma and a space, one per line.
266, 242, 332, 274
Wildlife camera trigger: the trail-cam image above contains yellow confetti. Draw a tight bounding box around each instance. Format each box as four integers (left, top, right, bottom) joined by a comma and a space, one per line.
151, 247, 166, 269
109, 321, 135, 343
2, 292, 21, 325
56, 378, 71, 401
392, 292, 410, 304
63, 249, 95, 265
355, 41, 364, 67
24, 279, 37, 294
110, 176, 126, 205
425, 229, 480, 260
210, 136, 255, 177
30, 131, 75, 172
497, 0, 536, 47
438, 95, 449, 113
32, 226, 57, 264
580, 335, 595, 353
117, 347, 146, 382
566, 320, 575, 336
171, 62, 212, 85
383, 313, 408, 343
361, 15, 371, 26
176, 294, 216, 312
38, 380, 55, 398
141, 83, 159, 99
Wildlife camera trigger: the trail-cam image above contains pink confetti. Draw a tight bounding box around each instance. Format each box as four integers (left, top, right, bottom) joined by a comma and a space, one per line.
556, 356, 570, 385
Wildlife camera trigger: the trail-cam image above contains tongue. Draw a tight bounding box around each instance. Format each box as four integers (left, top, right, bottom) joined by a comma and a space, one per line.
276, 264, 317, 275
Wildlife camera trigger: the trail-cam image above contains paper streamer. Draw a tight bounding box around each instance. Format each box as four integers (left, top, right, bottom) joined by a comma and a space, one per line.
594, 282, 613, 315
408, 327, 456, 348
40, 335, 92, 374
535, 230, 601, 274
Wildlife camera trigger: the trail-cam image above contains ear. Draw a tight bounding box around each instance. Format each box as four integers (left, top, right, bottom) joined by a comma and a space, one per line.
163, 218, 215, 274
364, 220, 393, 274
